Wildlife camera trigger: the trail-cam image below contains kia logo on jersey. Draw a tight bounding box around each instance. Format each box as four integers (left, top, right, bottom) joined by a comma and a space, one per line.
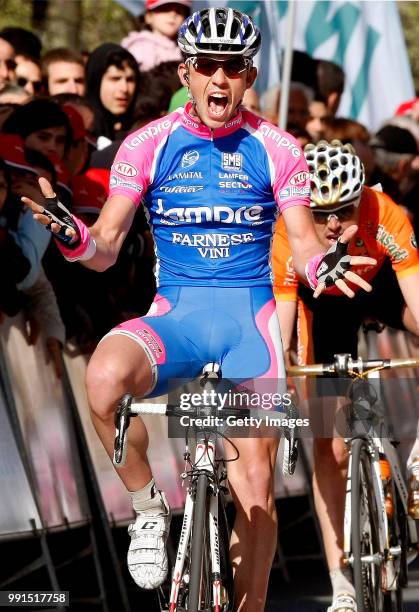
289, 171, 309, 185
222, 152, 242, 172
112, 161, 138, 177
182, 150, 200, 168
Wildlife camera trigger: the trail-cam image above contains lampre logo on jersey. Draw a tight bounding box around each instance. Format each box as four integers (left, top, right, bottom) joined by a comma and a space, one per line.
155, 198, 263, 225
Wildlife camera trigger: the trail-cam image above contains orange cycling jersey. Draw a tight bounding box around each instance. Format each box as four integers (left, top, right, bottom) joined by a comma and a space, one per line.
272, 186, 419, 363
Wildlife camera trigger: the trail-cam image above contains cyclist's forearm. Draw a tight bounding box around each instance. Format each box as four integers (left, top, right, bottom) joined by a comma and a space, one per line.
398, 272, 419, 335
70, 195, 136, 272
282, 205, 325, 278
275, 299, 297, 352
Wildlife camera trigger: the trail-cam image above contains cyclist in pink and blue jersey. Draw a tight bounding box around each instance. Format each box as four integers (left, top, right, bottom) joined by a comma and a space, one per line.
22, 8, 376, 611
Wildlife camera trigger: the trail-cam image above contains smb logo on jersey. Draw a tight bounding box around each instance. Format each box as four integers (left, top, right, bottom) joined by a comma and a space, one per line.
182, 150, 199, 168
222, 152, 242, 172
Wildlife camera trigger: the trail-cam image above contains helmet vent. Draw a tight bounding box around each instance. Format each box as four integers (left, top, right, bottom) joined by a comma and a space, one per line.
341, 171, 348, 183
330, 159, 339, 170
188, 22, 197, 37
340, 155, 348, 165
202, 15, 211, 36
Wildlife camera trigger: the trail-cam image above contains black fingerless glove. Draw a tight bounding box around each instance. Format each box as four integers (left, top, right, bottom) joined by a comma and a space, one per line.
43, 195, 81, 248
316, 239, 351, 287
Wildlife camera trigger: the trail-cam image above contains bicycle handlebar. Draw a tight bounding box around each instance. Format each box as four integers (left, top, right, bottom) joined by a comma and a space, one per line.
129, 400, 276, 422
287, 355, 419, 377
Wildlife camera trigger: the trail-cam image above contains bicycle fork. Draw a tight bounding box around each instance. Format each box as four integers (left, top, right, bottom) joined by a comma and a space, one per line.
169, 434, 224, 612
343, 440, 401, 591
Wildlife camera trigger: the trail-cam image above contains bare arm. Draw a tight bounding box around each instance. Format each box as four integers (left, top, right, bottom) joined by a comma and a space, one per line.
281, 205, 324, 277
83, 195, 136, 271
22, 177, 137, 272
276, 299, 297, 367
398, 272, 419, 336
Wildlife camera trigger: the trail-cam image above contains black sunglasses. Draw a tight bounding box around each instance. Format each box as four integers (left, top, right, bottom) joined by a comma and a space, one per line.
189, 56, 251, 78
16, 76, 43, 93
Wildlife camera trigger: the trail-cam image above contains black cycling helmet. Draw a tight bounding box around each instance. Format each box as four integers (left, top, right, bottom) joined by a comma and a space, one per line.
178, 7, 261, 58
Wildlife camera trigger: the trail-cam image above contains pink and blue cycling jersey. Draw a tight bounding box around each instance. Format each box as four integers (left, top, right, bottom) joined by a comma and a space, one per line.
109, 102, 310, 288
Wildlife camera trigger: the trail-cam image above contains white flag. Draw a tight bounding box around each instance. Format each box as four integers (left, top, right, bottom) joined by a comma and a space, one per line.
115, 0, 414, 131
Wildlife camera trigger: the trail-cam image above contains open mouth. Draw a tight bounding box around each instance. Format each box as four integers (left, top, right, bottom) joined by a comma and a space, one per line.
208, 93, 229, 117
326, 234, 340, 243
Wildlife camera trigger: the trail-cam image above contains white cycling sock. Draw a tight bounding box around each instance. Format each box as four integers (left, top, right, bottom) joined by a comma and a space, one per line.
330, 567, 355, 599
129, 479, 166, 514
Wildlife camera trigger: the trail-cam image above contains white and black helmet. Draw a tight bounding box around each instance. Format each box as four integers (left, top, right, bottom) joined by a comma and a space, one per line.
178, 7, 261, 58
304, 140, 365, 211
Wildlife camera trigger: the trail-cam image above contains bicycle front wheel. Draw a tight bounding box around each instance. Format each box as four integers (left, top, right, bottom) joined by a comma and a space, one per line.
351, 438, 385, 612
188, 474, 211, 612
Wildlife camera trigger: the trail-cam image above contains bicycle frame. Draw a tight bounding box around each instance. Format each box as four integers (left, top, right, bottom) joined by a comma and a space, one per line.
169, 432, 224, 611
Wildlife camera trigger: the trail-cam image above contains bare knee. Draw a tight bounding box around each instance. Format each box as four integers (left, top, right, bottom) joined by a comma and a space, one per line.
86, 357, 129, 420
229, 460, 275, 511
314, 437, 348, 471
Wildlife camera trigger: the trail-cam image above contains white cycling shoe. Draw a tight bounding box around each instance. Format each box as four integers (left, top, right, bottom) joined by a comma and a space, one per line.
327, 593, 357, 612
127, 492, 171, 589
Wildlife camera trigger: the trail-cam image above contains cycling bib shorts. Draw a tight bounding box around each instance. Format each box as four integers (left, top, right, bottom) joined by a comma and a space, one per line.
104, 286, 286, 397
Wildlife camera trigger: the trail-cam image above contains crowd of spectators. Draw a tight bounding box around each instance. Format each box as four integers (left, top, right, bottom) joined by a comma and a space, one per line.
0, 1, 418, 373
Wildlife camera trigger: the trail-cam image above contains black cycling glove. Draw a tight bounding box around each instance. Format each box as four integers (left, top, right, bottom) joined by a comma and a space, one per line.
316, 238, 351, 287
42, 195, 81, 248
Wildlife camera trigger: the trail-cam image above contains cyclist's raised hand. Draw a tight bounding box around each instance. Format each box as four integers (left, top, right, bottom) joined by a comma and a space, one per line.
312, 224, 377, 298
21, 177, 79, 247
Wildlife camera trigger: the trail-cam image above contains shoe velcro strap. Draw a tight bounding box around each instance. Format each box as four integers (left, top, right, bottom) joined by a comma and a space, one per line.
129, 550, 157, 564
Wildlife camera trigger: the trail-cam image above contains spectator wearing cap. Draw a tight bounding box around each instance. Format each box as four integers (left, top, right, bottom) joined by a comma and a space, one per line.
3, 98, 72, 161
0, 36, 16, 91
72, 167, 109, 225
0, 136, 65, 377
52, 93, 96, 136
85, 43, 140, 141
61, 104, 91, 176
121, 0, 191, 72
0, 135, 50, 291
0, 157, 31, 320
15, 54, 43, 96
42, 48, 85, 96
369, 124, 418, 202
